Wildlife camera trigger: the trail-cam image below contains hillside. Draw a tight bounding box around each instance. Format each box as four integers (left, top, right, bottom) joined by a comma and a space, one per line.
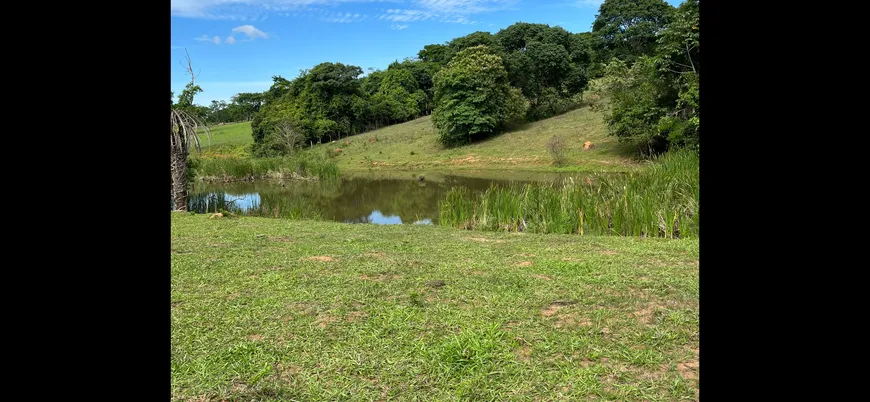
197, 121, 252, 153
194, 105, 641, 174
317, 104, 639, 173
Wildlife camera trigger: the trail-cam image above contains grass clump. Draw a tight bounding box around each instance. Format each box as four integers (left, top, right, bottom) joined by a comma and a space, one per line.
439, 149, 699, 237
191, 152, 339, 182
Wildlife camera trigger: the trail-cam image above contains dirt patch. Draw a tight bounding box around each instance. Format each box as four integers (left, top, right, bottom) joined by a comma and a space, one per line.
561, 257, 583, 262
469, 237, 506, 243
633, 302, 666, 324
516, 261, 533, 267
425, 280, 446, 288
247, 334, 264, 342
677, 361, 699, 380
449, 156, 482, 165
346, 311, 368, 323
274, 363, 302, 382
600, 250, 618, 255
314, 314, 337, 329
300, 256, 336, 262
554, 312, 592, 328
516, 345, 532, 363
227, 292, 240, 300
533, 274, 552, 280
541, 300, 576, 317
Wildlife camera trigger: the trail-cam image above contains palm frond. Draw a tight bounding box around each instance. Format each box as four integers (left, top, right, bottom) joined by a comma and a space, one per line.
171, 109, 212, 153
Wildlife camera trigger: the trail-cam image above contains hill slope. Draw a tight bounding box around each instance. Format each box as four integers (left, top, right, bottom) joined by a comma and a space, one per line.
195, 105, 640, 173
317, 105, 639, 173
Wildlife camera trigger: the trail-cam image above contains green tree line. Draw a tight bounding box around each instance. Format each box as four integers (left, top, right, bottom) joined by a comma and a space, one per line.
183, 0, 699, 157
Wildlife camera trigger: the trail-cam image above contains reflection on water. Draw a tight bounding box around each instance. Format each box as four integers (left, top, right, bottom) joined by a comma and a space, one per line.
182, 172, 592, 225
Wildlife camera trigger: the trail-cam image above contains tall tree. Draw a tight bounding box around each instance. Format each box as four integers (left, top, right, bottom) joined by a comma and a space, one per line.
592, 0, 674, 63
170, 50, 210, 211
495, 22, 586, 119
432, 45, 511, 147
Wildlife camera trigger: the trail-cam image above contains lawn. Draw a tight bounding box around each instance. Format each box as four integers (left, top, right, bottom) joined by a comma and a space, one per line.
171, 214, 699, 401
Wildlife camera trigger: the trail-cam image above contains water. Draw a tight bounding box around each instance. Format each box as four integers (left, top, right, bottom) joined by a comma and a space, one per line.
182, 172, 586, 224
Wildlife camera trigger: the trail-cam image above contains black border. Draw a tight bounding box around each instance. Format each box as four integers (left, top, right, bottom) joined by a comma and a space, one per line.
46, 0, 808, 399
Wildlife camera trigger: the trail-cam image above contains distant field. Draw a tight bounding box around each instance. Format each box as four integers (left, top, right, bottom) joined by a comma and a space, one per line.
196, 121, 253, 153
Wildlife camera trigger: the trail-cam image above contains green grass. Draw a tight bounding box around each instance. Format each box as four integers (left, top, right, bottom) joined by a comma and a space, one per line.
439, 150, 699, 238
197, 121, 254, 153
172, 214, 699, 401
191, 152, 339, 182
317, 104, 640, 173
192, 102, 642, 174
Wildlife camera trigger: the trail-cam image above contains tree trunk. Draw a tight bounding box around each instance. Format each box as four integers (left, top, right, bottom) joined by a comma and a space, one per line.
171, 145, 189, 211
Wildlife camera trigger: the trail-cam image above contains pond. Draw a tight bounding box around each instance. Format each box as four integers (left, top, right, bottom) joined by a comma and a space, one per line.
180, 171, 593, 225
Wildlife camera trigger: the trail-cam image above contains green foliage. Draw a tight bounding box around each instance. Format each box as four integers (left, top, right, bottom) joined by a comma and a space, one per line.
494, 23, 590, 120
599, 57, 674, 154
504, 87, 529, 122
592, 0, 674, 63
597, 0, 699, 155
418, 44, 452, 65
432, 46, 512, 147
448, 31, 500, 56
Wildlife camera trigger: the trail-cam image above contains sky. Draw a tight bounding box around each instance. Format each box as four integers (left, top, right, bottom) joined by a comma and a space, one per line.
171, 0, 683, 106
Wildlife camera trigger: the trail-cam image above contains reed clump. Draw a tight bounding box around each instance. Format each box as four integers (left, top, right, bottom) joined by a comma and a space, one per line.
439, 149, 699, 238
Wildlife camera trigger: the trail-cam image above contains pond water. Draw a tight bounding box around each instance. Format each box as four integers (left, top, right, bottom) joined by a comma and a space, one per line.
181, 171, 589, 225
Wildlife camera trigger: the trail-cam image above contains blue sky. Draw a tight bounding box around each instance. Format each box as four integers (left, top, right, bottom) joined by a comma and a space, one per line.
171, 0, 682, 105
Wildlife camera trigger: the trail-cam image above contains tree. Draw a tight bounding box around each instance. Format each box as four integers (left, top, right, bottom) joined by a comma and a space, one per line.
592, 0, 674, 63
655, 0, 699, 149
418, 44, 452, 65
432, 45, 512, 147
170, 49, 210, 211
494, 22, 590, 120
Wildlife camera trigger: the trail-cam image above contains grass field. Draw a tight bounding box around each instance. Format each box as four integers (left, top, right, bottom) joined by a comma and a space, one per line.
317, 105, 639, 173
172, 214, 699, 401
197, 121, 253, 155
192, 102, 641, 174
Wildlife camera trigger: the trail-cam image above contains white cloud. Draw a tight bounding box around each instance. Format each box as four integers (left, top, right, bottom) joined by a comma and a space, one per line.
226, 36, 236, 44
322, 11, 368, 23
232, 25, 269, 39
573, 0, 603, 8
391, 23, 408, 30
379, 1, 513, 25
213, 35, 222, 44
194, 34, 211, 41
172, 0, 404, 19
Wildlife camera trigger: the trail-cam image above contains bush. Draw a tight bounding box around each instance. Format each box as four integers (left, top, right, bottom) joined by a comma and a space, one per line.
546, 136, 567, 166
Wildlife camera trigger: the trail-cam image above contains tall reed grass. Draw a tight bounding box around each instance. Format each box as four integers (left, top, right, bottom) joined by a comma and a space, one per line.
190, 152, 339, 182
439, 149, 699, 238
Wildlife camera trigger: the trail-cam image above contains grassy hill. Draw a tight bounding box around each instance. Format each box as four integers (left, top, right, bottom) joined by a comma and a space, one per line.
197, 121, 253, 153
320, 105, 639, 173
193, 104, 641, 174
